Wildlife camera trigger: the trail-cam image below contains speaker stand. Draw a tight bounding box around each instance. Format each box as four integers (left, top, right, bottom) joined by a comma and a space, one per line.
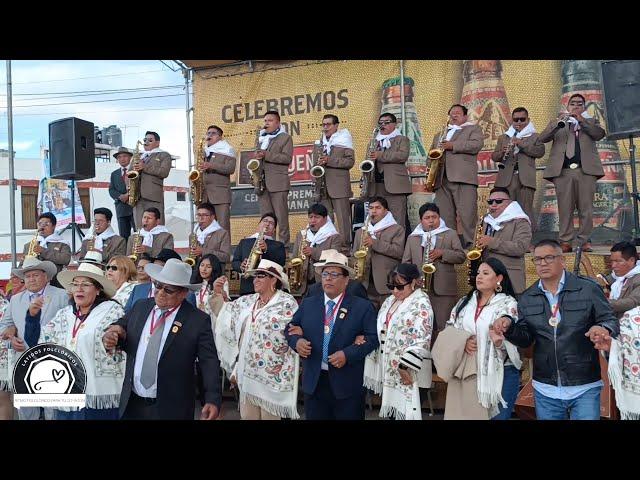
58, 179, 85, 255
628, 136, 640, 246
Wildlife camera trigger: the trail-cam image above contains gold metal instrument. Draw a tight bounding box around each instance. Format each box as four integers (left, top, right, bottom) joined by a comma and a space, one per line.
127, 140, 143, 207
189, 137, 206, 206
358, 127, 380, 200
184, 232, 199, 267
243, 227, 264, 278
421, 233, 436, 294
466, 214, 487, 261
247, 126, 266, 195
85, 223, 96, 252
353, 216, 371, 282
310, 133, 327, 203
425, 123, 447, 192
25, 228, 42, 258
288, 226, 309, 292
128, 229, 142, 262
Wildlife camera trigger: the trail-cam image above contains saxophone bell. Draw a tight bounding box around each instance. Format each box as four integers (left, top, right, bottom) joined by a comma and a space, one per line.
359, 159, 375, 173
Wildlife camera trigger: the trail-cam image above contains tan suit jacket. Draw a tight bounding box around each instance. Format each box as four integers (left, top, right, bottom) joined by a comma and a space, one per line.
609, 274, 640, 318
402, 229, 466, 296
21, 241, 71, 272
203, 152, 236, 205
324, 145, 354, 198
539, 118, 606, 180
482, 217, 532, 294
263, 133, 293, 193
79, 234, 126, 264
432, 125, 484, 187
492, 133, 545, 189
201, 228, 231, 263
292, 230, 345, 290
353, 223, 405, 294
126, 231, 174, 259
376, 136, 412, 194
140, 151, 172, 202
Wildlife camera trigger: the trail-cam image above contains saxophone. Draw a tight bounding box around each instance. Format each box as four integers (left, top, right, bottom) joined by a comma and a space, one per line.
497, 134, 516, 170
289, 226, 309, 293
189, 137, 206, 205
358, 127, 380, 200
421, 232, 436, 293
466, 213, 487, 261
247, 126, 266, 195
243, 227, 264, 278
466, 190, 490, 285
25, 228, 42, 258
310, 132, 327, 203
127, 140, 143, 207
425, 123, 446, 192
184, 232, 199, 267
353, 216, 371, 282
128, 229, 142, 262
85, 223, 96, 252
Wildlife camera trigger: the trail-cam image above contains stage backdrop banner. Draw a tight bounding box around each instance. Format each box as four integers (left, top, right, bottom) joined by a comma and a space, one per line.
37, 155, 86, 228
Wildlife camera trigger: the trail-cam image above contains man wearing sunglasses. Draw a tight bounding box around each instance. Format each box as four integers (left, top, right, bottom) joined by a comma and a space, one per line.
78, 207, 126, 265
200, 125, 236, 234
539, 94, 606, 253
132, 131, 172, 227
475, 187, 532, 295
104, 258, 222, 420
430, 104, 484, 249
492, 107, 545, 231
366, 113, 412, 229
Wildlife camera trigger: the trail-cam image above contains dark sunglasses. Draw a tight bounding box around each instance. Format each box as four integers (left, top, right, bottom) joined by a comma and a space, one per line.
512, 117, 528, 123
378, 120, 393, 126
105, 265, 119, 272
152, 281, 182, 295
386, 281, 411, 290
487, 199, 508, 205
253, 272, 270, 279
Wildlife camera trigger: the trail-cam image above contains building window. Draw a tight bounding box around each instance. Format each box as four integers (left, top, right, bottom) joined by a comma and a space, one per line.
177, 192, 186, 201
21, 186, 39, 230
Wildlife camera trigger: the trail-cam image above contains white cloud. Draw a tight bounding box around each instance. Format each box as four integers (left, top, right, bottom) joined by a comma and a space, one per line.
0, 140, 34, 151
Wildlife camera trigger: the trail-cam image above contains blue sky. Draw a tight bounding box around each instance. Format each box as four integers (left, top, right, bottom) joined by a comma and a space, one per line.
0, 60, 190, 169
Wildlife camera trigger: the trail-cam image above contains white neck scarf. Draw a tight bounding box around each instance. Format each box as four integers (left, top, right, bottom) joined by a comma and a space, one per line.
93, 226, 117, 251
445, 121, 475, 141
505, 121, 537, 155
409, 219, 449, 248
205, 140, 235, 157
259, 128, 285, 150
248, 232, 274, 240
38, 233, 70, 248
608, 306, 640, 420
376, 128, 401, 149
305, 217, 338, 246
565, 109, 593, 131
367, 211, 397, 239
611, 261, 640, 300
484, 201, 530, 232
141, 147, 165, 160
194, 220, 222, 245
140, 225, 169, 248
322, 128, 353, 154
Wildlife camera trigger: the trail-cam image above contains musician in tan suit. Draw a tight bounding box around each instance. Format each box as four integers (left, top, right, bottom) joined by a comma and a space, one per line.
368, 113, 412, 229
539, 94, 606, 253
492, 107, 545, 231
201, 125, 236, 233
78, 207, 126, 264
291, 203, 345, 295
133, 131, 172, 227
431, 104, 484, 249
126, 207, 174, 259
189, 202, 231, 264
255, 111, 294, 245
402, 203, 466, 333
352, 196, 405, 309
20, 212, 71, 275
317, 114, 355, 250
476, 187, 532, 295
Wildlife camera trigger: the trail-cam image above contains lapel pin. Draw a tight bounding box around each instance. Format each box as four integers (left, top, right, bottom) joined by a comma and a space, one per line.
171, 326, 179, 333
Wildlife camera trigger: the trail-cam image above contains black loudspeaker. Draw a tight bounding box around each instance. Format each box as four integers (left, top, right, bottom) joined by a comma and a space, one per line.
601, 60, 640, 141
49, 117, 96, 180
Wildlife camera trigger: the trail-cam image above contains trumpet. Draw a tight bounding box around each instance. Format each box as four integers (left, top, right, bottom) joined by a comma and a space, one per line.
128, 229, 142, 262
358, 127, 380, 200
498, 135, 516, 170
247, 126, 266, 195
557, 113, 574, 129
184, 232, 199, 267
426, 123, 447, 192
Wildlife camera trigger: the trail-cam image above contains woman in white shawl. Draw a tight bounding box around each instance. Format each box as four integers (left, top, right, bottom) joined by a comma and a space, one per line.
211, 259, 299, 420
363, 263, 433, 420
40, 262, 126, 420
437, 257, 521, 420
105, 255, 137, 307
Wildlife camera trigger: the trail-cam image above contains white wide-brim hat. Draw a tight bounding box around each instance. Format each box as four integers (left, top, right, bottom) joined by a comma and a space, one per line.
57, 262, 117, 298
12, 257, 58, 281
144, 258, 202, 292
313, 249, 355, 277
245, 259, 290, 292
79, 251, 105, 268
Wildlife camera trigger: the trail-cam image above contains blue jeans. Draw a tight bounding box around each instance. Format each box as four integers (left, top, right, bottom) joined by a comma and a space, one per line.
534, 387, 601, 420
492, 365, 520, 420
55, 407, 119, 420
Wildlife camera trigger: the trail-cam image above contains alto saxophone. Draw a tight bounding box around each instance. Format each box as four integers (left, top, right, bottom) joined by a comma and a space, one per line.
289, 226, 309, 292
85, 223, 96, 252
243, 227, 265, 278
353, 216, 371, 282
421, 232, 436, 293
189, 137, 206, 205
128, 229, 142, 262
426, 122, 447, 193
358, 127, 380, 200
184, 232, 199, 267
466, 213, 487, 261
127, 140, 143, 207
247, 126, 266, 195
26, 228, 42, 258
310, 132, 327, 203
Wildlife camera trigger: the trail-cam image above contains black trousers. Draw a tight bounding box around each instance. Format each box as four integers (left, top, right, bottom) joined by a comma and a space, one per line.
117, 215, 136, 241
122, 392, 157, 420
304, 371, 365, 420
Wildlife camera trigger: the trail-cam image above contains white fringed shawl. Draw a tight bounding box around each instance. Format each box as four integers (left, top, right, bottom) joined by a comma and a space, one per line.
608, 307, 640, 420
0, 299, 9, 391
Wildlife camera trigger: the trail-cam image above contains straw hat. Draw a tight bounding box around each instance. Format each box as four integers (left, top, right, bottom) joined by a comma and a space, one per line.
12, 257, 58, 281
57, 262, 117, 298
144, 258, 202, 292
245, 259, 290, 292
313, 249, 355, 277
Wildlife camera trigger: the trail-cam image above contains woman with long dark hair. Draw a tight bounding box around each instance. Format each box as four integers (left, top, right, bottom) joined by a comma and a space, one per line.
192, 254, 223, 330
433, 257, 521, 420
